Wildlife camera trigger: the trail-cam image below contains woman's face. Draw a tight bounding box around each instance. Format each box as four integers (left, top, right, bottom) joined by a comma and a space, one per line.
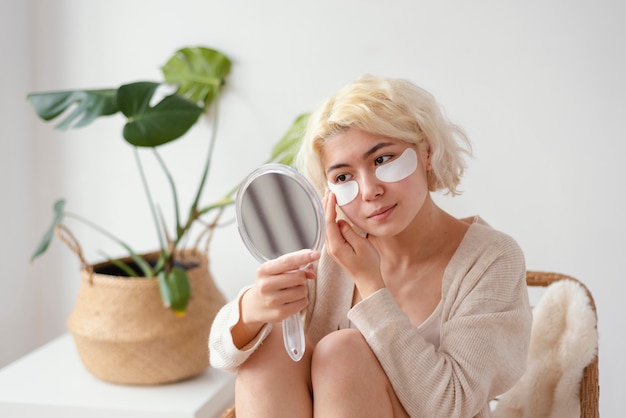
321, 127, 431, 238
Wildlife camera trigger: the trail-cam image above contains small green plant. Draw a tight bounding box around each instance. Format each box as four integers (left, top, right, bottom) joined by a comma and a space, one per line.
28, 45, 308, 316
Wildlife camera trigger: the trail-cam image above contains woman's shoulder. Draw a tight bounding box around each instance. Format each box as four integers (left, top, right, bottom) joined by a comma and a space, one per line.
443, 216, 529, 317
459, 215, 522, 254
446, 216, 525, 284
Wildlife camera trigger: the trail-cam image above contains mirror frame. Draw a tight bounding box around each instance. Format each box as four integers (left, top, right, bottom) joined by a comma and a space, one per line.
235, 163, 325, 262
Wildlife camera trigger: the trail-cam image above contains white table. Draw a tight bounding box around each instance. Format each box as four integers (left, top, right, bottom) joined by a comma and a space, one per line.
0, 334, 235, 418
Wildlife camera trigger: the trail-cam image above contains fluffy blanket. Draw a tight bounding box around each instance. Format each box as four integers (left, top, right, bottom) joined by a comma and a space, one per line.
492, 279, 598, 418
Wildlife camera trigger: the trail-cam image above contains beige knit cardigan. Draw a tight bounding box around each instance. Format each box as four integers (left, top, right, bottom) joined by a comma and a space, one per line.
209, 217, 532, 417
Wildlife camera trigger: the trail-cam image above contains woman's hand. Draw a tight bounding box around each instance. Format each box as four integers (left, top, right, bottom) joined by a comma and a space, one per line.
324, 190, 384, 298
233, 249, 319, 348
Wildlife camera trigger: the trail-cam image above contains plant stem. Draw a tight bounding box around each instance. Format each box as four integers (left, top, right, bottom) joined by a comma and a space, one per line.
66, 211, 130, 248
57, 159, 171, 277
197, 196, 235, 217
64, 211, 154, 276
194, 151, 288, 217
193, 92, 220, 208
152, 148, 182, 235
177, 90, 221, 246
134, 147, 167, 255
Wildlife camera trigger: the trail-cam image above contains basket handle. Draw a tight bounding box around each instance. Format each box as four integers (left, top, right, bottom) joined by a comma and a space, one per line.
55, 224, 94, 282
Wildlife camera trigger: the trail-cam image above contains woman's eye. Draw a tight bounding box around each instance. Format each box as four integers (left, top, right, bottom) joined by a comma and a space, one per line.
335, 173, 352, 183
375, 155, 392, 165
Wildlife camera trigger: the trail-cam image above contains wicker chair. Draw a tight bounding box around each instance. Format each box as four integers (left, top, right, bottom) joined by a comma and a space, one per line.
221, 271, 600, 418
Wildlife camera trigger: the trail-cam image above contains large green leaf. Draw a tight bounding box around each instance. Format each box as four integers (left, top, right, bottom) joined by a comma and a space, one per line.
161, 46, 232, 108
27, 89, 118, 130
157, 267, 191, 317
269, 113, 310, 166
31, 199, 66, 261
118, 81, 203, 147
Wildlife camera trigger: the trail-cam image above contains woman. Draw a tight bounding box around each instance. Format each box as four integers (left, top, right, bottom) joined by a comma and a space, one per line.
209, 75, 532, 417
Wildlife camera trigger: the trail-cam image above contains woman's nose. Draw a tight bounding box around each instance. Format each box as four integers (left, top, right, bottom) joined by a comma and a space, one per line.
359, 172, 383, 201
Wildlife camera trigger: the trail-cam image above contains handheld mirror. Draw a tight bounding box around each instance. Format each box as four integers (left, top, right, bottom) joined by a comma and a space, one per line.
235, 164, 325, 361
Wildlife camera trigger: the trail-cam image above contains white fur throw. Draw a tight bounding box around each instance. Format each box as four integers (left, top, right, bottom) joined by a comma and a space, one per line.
492, 279, 598, 418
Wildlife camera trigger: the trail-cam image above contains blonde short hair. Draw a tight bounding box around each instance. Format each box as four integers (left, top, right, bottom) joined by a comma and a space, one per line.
295, 75, 472, 196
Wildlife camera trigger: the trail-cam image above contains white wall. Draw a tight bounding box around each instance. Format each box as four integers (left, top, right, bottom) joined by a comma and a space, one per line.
2, 0, 623, 414
0, 0, 39, 367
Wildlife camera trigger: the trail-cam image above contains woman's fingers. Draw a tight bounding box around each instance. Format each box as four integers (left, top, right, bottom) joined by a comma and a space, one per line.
322, 190, 384, 297
337, 219, 362, 247
324, 190, 348, 248
324, 190, 363, 255
259, 249, 320, 276
244, 248, 320, 324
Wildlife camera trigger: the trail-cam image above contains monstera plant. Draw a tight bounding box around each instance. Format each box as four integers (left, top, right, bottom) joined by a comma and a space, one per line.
29, 45, 307, 316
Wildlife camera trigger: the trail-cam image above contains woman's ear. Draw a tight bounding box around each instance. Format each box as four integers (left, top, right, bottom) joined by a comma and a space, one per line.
424, 146, 433, 171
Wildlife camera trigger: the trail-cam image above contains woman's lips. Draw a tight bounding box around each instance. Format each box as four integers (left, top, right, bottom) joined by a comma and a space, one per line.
367, 204, 396, 220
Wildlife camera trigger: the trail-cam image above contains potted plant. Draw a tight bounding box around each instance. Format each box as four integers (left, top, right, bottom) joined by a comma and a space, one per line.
28, 45, 308, 384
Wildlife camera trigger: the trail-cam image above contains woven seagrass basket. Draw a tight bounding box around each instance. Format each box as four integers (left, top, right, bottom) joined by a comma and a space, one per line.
67, 249, 226, 385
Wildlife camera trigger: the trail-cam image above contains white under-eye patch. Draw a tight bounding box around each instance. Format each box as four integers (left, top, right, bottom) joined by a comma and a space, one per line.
328, 180, 359, 206
375, 148, 418, 182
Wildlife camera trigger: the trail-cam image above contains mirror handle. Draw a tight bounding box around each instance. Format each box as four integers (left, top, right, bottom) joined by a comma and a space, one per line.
282, 312, 305, 361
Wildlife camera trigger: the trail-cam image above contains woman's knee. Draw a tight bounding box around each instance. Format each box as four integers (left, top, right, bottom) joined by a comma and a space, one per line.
311, 329, 375, 377
311, 329, 408, 417
315, 328, 370, 356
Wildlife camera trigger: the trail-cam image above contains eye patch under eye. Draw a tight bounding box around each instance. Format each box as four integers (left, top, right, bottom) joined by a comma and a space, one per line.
327, 180, 359, 206
375, 148, 418, 182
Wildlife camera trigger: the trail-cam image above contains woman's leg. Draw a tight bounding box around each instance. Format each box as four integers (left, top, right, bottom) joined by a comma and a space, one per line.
311, 329, 409, 418
235, 325, 313, 418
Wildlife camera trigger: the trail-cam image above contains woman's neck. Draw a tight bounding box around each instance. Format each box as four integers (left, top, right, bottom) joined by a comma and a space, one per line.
370, 197, 466, 270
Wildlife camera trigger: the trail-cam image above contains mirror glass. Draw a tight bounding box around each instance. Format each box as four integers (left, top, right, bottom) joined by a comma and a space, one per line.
236, 164, 325, 262
235, 163, 325, 362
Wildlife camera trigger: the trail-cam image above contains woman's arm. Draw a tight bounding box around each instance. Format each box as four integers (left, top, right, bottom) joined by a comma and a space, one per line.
349, 233, 531, 417
209, 287, 275, 372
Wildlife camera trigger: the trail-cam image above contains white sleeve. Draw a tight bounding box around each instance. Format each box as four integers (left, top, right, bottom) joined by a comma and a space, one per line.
209, 285, 274, 372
